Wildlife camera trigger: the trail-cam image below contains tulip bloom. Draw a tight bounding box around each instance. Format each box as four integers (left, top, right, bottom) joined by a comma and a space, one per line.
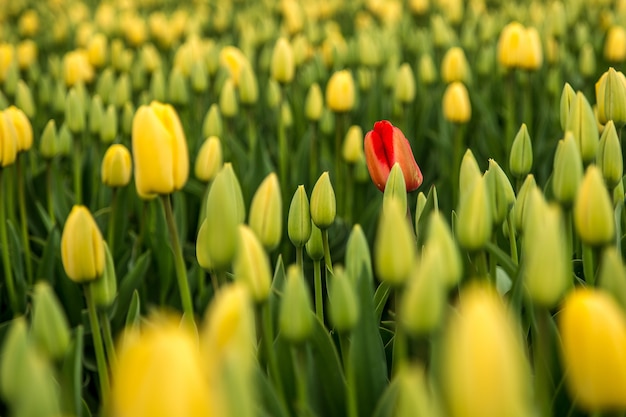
364, 120, 423, 192
101, 144, 132, 187
60, 205, 105, 283
131, 101, 189, 197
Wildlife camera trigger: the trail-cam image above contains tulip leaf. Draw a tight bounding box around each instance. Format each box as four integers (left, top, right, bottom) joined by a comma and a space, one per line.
35, 227, 60, 285
415, 185, 439, 248
113, 251, 151, 327
172, 191, 188, 246
371, 375, 401, 417
125, 290, 141, 329
7, 220, 26, 311
307, 314, 347, 417
274, 332, 297, 415
270, 255, 286, 325
60, 325, 84, 417
35, 201, 55, 233
374, 282, 392, 323
255, 366, 290, 417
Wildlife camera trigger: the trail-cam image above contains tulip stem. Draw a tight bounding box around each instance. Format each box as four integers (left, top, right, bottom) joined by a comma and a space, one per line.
260, 302, 286, 406
107, 188, 118, 257
73, 142, 83, 204
278, 88, 288, 203
85, 284, 110, 405
531, 306, 553, 417
16, 156, 33, 284
339, 333, 358, 417
582, 243, 596, 286
291, 345, 310, 416
507, 213, 518, 265
322, 229, 333, 273
295, 245, 303, 270
160, 194, 195, 324
0, 170, 19, 314
334, 112, 345, 216
99, 310, 117, 368
46, 161, 55, 226
313, 259, 324, 323
309, 122, 318, 188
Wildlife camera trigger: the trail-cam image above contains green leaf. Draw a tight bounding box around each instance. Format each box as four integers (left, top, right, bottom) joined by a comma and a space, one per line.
255, 365, 290, 417
125, 290, 141, 329
35, 227, 60, 284
371, 375, 401, 417
373, 282, 391, 324
7, 219, 26, 311
60, 325, 84, 417
35, 201, 55, 233
113, 251, 151, 327
415, 185, 439, 248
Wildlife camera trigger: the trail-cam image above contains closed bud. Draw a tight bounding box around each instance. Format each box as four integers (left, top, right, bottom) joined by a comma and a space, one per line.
598, 246, 626, 313
485, 159, 515, 226
520, 27, 543, 71
497, 22, 526, 69
31, 282, 71, 360
233, 225, 272, 302
5, 106, 33, 153
167, 68, 188, 106
574, 165, 615, 246
266, 79, 281, 109
100, 104, 118, 143
345, 224, 373, 284
57, 123, 73, 157
604, 26, 626, 62
326, 70, 355, 113
15, 80, 35, 118
566, 91, 599, 165
239, 62, 258, 105
394, 365, 438, 417
459, 148, 482, 201
63, 50, 94, 87
197, 167, 240, 271
288, 185, 311, 248
509, 123, 533, 178
552, 133, 583, 207
0, 111, 19, 167
306, 222, 324, 261
96, 68, 115, 104
310, 172, 336, 229
87, 33, 108, 68
320, 107, 335, 135
91, 242, 118, 307
149, 70, 166, 102
281, 101, 293, 128
522, 189, 570, 306
559, 288, 626, 410
202, 104, 223, 139
221, 163, 246, 223
249, 173, 282, 251
65, 88, 86, 134
88, 94, 104, 135
443, 81, 471, 124
219, 78, 239, 118
596, 67, 626, 127
102, 144, 132, 187
394, 63, 416, 104
579, 43, 596, 78
112, 73, 131, 108
40, 119, 58, 159
328, 267, 359, 333
456, 175, 492, 252
305, 83, 323, 122
0, 317, 29, 401
597, 120, 623, 188
418, 53, 437, 85
271, 38, 295, 84
280, 265, 313, 343
383, 163, 408, 215
342, 125, 364, 164
190, 60, 207, 94
442, 284, 533, 417
131, 101, 188, 197
441, 47, 470, 84
194, 136, 222, 182
427, 211, 462, 287
61, 205, 105, 282
414, 191, 428, 238
375, 198, 416, 286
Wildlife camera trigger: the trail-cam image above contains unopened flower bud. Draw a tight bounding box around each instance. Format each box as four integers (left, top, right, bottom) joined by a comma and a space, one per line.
61, 205, 105, 282
15, 80, 35, 118
31, 282, 71, 359
604, 26, 626, 62
202, 104, 223, 139
326, 70, 355, 113
249, 173, 282, 251
441, 47, 469, 84
100, 104, 117, 143
310, 172, 336, 229
597, 120, 623, 188
219, 78, 239, 118
194, 136, 223, 182
459, 149, 481, 201
306, 222, 324, 261
239, 62, 259, 105
328, 267, 359, 333
567, 91, 599, 165
91, 242, 118, 307
574, 165, 615, 246
456, 175, 492, 252
394, 63, 416, 104
40, 119, 58, 159
485, 159, 515, 226
383, 163, 408, 215
509, 123, 533, 178
596, 67, 626, 127
552, 133, 583, 207
598, 246, 626, 313
418, 53, 437, 85
233, 225, 272, 302
375, 198, 416, 286
305, 83, 323, 122
65, 88, 86, 134
512, 174, 537, 233
288, 185, 311, 248
271, 38, 295, 84
443, 81, 471, 124
280, 265, 313, 343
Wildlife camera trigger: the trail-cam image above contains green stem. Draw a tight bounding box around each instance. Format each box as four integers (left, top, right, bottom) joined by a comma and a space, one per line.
73, 141, 83, 204
16, 156, 32, 284
160, 194, 194, 324
0, 170, 19, 313
296, 245, 303, 271
309, 122, 318, 188
345, 165, 354, 224
99, 310, 117, 368
322, 229, 333, 273
532, 306, 553, 417
107, 188, 118, 257
291, 345, 310, 417
582, 243, 596, 286
46, 161, 55, 226
246, 107, 257, 164
507, 213, 519, 265
261, 302, 286, 404
474, 250, 489, 278
339, 333, 358, 417
85, 284, 110, 405
334, 112, 345, 215
564, 209, 574, 260
452, 124, 464, 207
314, 259, 323, 323
489, 234, 497, 280
392, 291, 407, 375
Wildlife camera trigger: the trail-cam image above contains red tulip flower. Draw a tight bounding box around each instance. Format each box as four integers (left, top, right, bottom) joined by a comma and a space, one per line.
364, 120, 423, 192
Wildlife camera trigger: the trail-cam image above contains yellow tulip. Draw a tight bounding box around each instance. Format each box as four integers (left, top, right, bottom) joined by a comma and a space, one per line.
62, 49, 94, 87
219, 46, 248, 86
86, 33, 108, 68
497, 22, 526, 69
16, 40, 37, 70
60, 205, 105, 283
5, 106, 33, 152
605, 26, 626, 62
101, 144, 132, 188
0, 43, 15, 83
442, 81, 471, 123
112, 316, 214, 417
194, 136, 223, 182
131, 101, 189, 198
0, 110, 18, 167
559, 288, 626, 410
441, 46, 469, 84
326, 70, 355, 113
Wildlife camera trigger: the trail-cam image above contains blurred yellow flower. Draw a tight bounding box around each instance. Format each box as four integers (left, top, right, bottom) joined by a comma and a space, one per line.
605, 26, 626, 62
326, 70, 355, 113
0, 110, 18, 167
86, 33, 108, 68
63, 49, 95, 87
18, 9, 39, 37
5, 106, 33, 152
497, 22, 543, 70
442, 81, 471, 124
16, 40, 37, 70
441, 46, 469, 84
60, 205, 105, 283
102, 144, 132, 188
0, 43, 15, 83
219, 46, 248, 86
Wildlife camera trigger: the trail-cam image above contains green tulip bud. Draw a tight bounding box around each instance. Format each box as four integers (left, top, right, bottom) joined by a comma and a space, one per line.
574, 165, 615, 247
427, 211, 462, 287
271, 37, 295, 84
394, 365, 438, 417
113, 72, 132, 108
383, 163, 408, 216
65, 88, 85, 134
190, 60, 208, 93
38, 75, 52, 106
597, 120, 623, 188
194, 136, 223, 182
281, 100, 293, 128
345, 224, 373, 284
342, 125, 364, 164
91, 242, 118, 307
219, 78, 239, 118
306, 222, 324, 262
328, 267, 359, 333
320, 107, 335, 135
280, 265, 313, 343
509, 123, 533, 178
168, 67, 189, 106
456, 175, 492, 252
96, 68, 115, 104
40, 119, 59, 159
239, 62, 259, 105
459, 148, 482, 201
394, 63, 416, 104
249, 173, 282, 251
598, 246, 626, 313
149, 70, 166, 102
305, 83, 323, 122
560, 82, 576, 132
221, 163, 246, 223
579, 43, 596, 78
57, 123, 73, 157
15, 80, 35, 118
485, 159, 515, 226
566, 91, 599, 165
234, 225, 272, 302
310, 172, 336, 229
202, 104, 223, 139
288, 185, 311, 248
31, 282, 71, 360
512, 174, 537, 233
522, 189, 571, 306
52, 81, 67, 115
375, 198, 416, 286
552, 132, 584, 208
596, 67, 626, 128
88, 94, 104, 135
418, 53, 437, 85
121, 101, 134, 137
100, 104, 118, 144
0, 317, 29, 401
130, 59, 147, 93
401, 245, 446, 335
266, 79, 281, 109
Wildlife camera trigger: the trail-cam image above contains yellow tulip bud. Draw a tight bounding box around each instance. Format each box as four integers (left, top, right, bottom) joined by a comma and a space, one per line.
63, 49, 94, 87
579, 43, 596, 78
520, 27, 543, 71
441, 284, 533, 417
597, 120, 623, 188
194, 136, 223, 182
31, 282, 71, 360
167, 67, 189, 106
202, 104, 223, 139
5, 106, 33, 153
427, 211, 462, 287
566, 91, 599, 165
442, 81, 471, 124
342, 125, 364, 164
459, 148, 482, 203
375, 198, 416, 286
310, 171, 336, 229
248, 173, 282, 251
87, 33, 108, 68
238, 61, 259, 105
18, 9, 40, 37
219, 46, 247, 87
394, 63, 416, 104
0, 317, 29, 401
112, 316, 214, 417
394, 365, 438, 417
271, 38, 295, 84
509, 123, 532, 178
497, 22, 526, 69
441, 46, 470, 84
100, 104, 118, 144
190, 60, 208, 94
326, 70, 355, 113
604, 26, 626, 62
219, 78, 239, 118
0, 43, 14, 83
559, 288, 626, 411
102, 144, 132, 188
574, 165, 615, 247
233, 225, 272, 302
61, 205, 105, 282
595, 67, 626, 127
0, 110, 19, 167
305, 83, 323, 122
40, 119, 58, 159
131, 101, 189, 197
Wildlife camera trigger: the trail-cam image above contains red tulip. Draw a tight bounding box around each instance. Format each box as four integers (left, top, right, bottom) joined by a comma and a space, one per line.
364, 120, 423, 192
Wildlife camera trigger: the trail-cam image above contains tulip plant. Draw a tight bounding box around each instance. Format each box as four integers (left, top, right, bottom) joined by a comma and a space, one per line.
3, 1, 626, 417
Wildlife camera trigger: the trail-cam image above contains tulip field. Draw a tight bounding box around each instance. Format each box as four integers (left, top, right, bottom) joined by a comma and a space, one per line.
3, 0, 626, 416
